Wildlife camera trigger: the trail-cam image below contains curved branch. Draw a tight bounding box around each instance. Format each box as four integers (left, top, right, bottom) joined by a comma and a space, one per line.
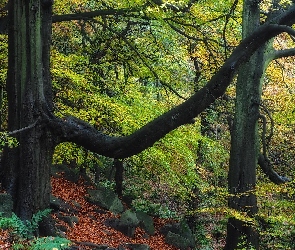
270, 48, 295, 60
259, 104, 274, 148
258, 114, 289, 184
46, 8, 295, 159
258, 154, 290, 184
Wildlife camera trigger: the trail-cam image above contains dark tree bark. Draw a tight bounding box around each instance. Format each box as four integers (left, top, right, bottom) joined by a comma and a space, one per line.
225, 1, 263, 248
0, 0, 55, 220
114, 159, 124, 197
0, 0, 295, 224
225, 1, 294, 249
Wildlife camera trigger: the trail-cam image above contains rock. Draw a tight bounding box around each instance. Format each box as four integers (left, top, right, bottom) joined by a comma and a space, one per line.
161, 220, 195, 249
95, 246, 111, 250
125, 243, 151, 250
72, 201, 81, 210
56, 224, 68, 233
119, 210, 139, 227
105, 210, 139, 238
50, 195, 78, 213
56, 214, 79, 227
51, 164, 80, 183
165, 231, 192, 250
0, 193, 13, 217
118, 210, 139, 238
160, 223, 181, 236
109, 195, 125, 214
86, 187, 124, 214
178, 220, 194, 244
136, 211, 155, 236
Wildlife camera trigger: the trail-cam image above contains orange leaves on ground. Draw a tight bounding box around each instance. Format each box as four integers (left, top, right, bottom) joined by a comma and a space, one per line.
0, 229, 11, 249
51, 176, 178, 250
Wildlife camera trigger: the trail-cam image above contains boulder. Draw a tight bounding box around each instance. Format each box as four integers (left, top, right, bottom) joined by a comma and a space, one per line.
165, 231, 192, 250
118, 210, 139, 237
161, 220, 195, 249
56, 214, 79, 227
125, 243, 151, 250
0, 193, 13, 217
51, 164, 80, 183
105, 210, 139, 238
160, 223, 181, 236
50, 195, 78, 213
86, 187, 124, 214
136, 211, 155, 236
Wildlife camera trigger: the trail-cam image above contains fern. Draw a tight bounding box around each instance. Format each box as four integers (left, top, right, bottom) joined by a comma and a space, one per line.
25, 209, 52, 237
30, 236, 71, 250
0, 209, 52, 239
0, 210, 71, 249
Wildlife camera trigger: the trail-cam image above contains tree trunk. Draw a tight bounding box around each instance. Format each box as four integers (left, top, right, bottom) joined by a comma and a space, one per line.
114, 159, 124, 197
225, 1, 268, 249
0, 0, 54, 221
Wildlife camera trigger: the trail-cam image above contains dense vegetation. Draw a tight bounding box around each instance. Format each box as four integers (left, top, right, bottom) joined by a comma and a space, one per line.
1, 0, 295, 249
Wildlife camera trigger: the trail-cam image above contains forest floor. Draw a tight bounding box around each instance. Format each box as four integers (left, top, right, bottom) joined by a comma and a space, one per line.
51, 176, 179, 249
0, 175, 226, 249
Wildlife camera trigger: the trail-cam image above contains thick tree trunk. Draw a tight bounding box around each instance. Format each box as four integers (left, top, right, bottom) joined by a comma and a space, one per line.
0, 0, 54, 220
225, 1, 268, 249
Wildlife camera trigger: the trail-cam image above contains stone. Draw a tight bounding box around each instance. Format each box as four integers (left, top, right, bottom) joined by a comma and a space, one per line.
160, 223, 181, 236
86, 187, 124, 214
136, 211, 155, 236
57, 214, 79, 227
105, 210, 139, 238
125, 243, 151, 250
119, 210, 139, 227
109, 196, 124, 214
165, 231, 192, 250
161, 220, 195, 249
50, 195, 78, 213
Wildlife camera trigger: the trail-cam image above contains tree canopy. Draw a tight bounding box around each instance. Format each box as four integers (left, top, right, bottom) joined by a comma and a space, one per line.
1, 0, 295, 249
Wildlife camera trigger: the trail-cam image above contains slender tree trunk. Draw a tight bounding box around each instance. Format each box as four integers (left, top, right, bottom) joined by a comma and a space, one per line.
0, 0, 54, 221
114, 159, 124, 197
225, 1, 268, 249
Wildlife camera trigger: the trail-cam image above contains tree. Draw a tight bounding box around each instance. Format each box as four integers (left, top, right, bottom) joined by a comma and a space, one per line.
0, 0, 295, 239
225, 1, 295, 249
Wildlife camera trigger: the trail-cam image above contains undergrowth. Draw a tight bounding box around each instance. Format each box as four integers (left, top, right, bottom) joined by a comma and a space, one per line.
0, 209, 71, 249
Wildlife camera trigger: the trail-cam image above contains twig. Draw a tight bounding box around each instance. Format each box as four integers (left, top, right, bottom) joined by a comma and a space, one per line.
8, 119, 40, 135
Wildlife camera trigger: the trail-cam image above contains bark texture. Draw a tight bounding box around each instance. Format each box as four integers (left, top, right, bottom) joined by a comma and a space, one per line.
0, 0, 54, 220
225, 1, 279, 248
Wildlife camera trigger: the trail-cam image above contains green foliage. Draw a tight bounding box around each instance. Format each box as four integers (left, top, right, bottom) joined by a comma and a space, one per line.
0, 210, 71, 249
194, 223, 211, 247
0, 132, 18, 152
0, 209, 52, 240
30, 237, 71, 250
0, 34, 8, 86
132, 198, 177, 219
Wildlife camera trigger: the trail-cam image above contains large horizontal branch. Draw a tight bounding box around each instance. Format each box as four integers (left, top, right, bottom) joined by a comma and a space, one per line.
47, 6, 295, 159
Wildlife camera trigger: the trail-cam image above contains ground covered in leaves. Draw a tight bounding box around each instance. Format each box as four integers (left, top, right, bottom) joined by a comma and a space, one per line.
51, 176, 178, 249
0, 175, 226, 249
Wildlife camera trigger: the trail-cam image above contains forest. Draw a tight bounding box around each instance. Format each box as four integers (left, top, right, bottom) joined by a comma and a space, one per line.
1, 0, 295, 249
